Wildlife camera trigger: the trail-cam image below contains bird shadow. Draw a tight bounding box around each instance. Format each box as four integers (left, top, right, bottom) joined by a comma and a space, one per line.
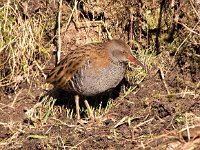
41, 78, 129, 118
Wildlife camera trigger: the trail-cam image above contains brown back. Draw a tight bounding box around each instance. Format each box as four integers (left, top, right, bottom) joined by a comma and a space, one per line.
46, 42, 110, 87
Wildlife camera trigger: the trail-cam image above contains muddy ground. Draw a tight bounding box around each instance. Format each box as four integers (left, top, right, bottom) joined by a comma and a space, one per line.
1, 52, 199, 149
0, 0, 200, 150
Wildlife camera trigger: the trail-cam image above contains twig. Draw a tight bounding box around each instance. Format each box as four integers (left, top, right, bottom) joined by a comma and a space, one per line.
65, 0, 78, 30
33, 60, 46, 78
68, 137, 91, 150
11, 90, 22, 108
0, 103, 13, 110
3, 0, 10, 31
176, 21, 200, 36
51, 118, 77, 128
159, 91, 197, 97
114, 116, 129, 128
185, 113, 191, 141
57, 0, 63, 64
159, 68, 170, 94
132, 118, 154, 129
114, 116, 145, 128
182, 86, 188, 98
129, 8, 133, 48
189, 0, 200, 20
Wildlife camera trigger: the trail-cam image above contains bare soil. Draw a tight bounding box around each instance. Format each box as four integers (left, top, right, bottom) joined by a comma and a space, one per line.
0, 56, 199, 149
0, 0, 200, 150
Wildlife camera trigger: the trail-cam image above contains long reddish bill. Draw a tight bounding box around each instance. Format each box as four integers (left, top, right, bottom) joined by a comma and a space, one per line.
127, 55, 145, 69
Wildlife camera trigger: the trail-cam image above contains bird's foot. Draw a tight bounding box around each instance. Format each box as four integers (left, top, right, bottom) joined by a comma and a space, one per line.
76, 116, 96, 125
76, 119, 88, 125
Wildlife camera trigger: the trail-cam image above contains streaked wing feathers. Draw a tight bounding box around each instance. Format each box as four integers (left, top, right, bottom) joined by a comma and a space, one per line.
46, 53, 87, 87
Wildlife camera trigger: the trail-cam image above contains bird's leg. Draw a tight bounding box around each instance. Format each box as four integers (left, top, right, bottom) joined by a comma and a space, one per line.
84, 99, 94, 120
75, 95, 80, 120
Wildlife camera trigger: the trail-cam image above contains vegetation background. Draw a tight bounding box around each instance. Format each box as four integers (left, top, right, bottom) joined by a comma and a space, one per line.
0, 0, 199, 149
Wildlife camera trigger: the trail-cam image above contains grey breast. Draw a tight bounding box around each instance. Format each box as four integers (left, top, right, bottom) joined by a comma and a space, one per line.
65, 60, 126, 96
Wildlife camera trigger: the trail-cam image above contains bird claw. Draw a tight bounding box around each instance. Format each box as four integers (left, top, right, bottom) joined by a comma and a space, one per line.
76, 119, 89, 125
76, 116, 96, 125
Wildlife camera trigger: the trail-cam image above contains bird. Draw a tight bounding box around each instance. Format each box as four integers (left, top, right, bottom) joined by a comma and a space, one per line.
46, 39, 144, 121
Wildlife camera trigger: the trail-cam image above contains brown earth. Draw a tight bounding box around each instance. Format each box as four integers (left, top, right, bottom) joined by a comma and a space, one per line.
0, 0, 200, 150
0, 54, 199, 149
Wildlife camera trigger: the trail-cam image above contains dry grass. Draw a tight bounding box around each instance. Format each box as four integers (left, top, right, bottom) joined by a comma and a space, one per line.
0, 0, 200, 149
0, 0, 52, 91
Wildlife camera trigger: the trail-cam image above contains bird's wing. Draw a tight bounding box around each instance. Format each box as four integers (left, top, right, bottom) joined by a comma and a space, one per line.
46, 43, 110, 87
46, 50, 89, 87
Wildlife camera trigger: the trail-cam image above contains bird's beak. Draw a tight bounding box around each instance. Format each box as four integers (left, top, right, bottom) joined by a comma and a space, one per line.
127, 55, 145, 69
